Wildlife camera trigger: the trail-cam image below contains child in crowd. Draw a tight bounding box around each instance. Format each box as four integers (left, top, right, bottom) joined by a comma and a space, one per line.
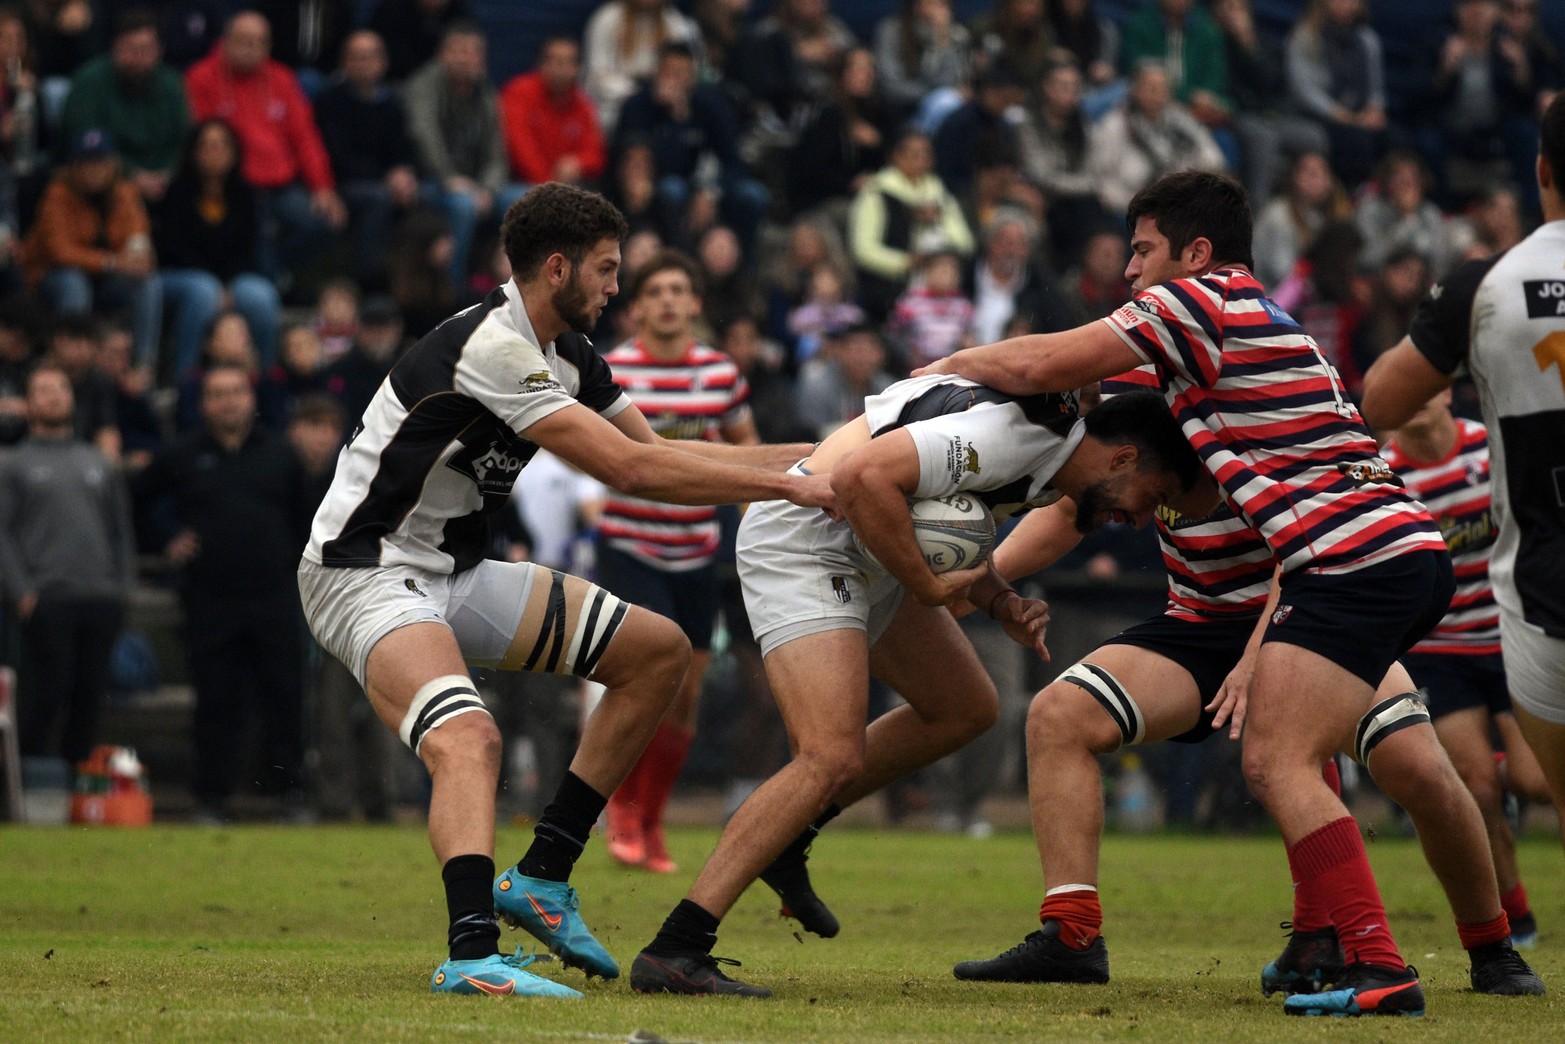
787, 263, 865, 363
313, 279, 359, 365
259, 324, 332, 430
888, 249, 974, 371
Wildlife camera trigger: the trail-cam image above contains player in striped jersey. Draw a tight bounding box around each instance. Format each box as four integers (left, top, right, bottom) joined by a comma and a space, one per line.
298, 185, 828, 998
1384, 391, 1550, 950
922, 171, 1470, 1016
597, 250, 760, 875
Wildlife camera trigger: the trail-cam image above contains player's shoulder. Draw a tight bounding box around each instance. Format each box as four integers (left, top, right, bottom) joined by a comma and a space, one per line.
1456, 416, 1489, 443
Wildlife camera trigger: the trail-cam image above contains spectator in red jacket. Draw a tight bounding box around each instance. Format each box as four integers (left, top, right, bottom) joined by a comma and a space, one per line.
185, 11, 346, 282
499, 35, 606, 188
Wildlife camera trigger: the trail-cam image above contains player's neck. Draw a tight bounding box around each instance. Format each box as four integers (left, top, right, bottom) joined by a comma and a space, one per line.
1394, 418, 1458, 464
516, 282, 569, 347
639, 331, 691, 360
1543, 190, 1565, 225
1046, 438, 1103, 501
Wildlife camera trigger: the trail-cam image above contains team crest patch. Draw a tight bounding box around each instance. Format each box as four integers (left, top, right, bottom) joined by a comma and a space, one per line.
831, 577, 852, 604
404, 578, 427, 597
1272, 604, 1293, 626
518, 370, 563, 394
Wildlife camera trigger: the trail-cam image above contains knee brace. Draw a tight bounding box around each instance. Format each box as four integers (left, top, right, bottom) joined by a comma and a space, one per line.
1058, 662, 1146, 747
1353, 691, 1430, 766
399, 674, 490, 753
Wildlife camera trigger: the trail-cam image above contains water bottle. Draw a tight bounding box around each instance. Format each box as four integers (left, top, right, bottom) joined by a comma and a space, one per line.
1114, 753, 1159, 834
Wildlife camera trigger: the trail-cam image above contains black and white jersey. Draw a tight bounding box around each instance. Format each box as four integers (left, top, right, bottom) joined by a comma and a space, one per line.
304, 282, 631, 575
862, 373, 1084, 521
1408, 220, 1565, 636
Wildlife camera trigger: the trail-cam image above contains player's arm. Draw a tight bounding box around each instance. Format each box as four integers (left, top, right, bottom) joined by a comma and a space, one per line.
1208, 563, 1283, 740
1360, 338, 1454, 432
608, 401, 810, 468
830, 428, 986, 607
914, 320, 1142, 395
1362, 255, 1493, 431
527, 402, 833, 509
992, 499, 1084, 581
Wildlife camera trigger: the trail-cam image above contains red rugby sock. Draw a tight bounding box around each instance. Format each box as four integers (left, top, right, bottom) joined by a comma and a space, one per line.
1500, 882, 1532, 923
1457, 913, 1511, 951
1039, 888, 1102, 950
1286, 817, 1404, 969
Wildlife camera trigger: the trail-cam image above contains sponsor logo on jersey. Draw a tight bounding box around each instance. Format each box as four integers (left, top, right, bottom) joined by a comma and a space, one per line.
1109, 303, 1147, 329
944, 437, 978, 483
965, 445, 981, 475
1337, 460, 1397, 487
1272, 604, 1293, 625
518, 370, 563, 394
831, 576, 852, 603
1523, 280, 1565, 318
447, 435, 534, 496
404, 578, 427, 597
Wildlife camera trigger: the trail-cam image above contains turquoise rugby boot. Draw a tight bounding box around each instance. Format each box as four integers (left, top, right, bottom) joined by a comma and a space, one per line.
430, 948, 583, 998
494, 867, 620, 979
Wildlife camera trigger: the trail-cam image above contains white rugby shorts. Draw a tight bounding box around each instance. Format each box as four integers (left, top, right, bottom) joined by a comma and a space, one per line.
298, 557, 552, 688
1500, 608, 1565, 725
737, 492, 904, 657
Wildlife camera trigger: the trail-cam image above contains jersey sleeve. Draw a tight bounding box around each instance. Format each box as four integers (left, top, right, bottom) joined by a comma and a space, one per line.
1407, 255, 1500, 376
452, 330, 584, 435
721, 364, 751, 428
570, 337, 632, 418
1101, 279, 1224, 387
902, 401, 1050, 500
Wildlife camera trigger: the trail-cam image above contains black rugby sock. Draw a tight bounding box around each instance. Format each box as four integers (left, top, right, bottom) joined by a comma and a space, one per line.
646, 899, 721, 957
443, 854, 501, 961
516, 771, 607, 882
762, 804, 841, 885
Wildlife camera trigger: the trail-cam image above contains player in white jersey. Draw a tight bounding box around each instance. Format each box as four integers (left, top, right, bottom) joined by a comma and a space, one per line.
298, 184, 828, 999
1363, 92, 1565, 858
1383, 391, 1551, 950
628, 384, 1207, 997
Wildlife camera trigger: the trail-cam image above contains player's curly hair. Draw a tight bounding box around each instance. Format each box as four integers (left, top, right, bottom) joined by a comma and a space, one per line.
1084, 390, 1203, 492
501, 183, 629, 279
1126, 170, 1255, 272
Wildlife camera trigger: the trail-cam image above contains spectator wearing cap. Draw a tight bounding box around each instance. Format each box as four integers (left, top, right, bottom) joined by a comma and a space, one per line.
613, 41, 770, 254
366, 0, 473, 83
60, 9, 190, 204
185, 11, 347, 282
155, 118, 281, 380
323, 295, 403, 425
404, 21, 525, 287
22, 128, 163, 369
498, 35, 606, 189
314, 29, 423, 289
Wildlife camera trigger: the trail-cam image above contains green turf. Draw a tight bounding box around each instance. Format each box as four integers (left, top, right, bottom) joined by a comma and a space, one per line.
2, 824, 1560, 1041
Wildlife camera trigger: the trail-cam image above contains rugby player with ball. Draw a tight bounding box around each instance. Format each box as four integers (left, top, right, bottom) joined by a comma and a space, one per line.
630, 379, 1208, 997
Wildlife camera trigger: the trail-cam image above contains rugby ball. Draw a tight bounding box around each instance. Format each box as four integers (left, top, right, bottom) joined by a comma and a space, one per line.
910, 494, 996, 574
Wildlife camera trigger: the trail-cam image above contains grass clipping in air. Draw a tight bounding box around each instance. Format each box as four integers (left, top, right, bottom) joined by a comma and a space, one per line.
3, 825, 1562, 1041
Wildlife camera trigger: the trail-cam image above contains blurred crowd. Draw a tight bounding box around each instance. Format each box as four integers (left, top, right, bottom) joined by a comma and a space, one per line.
0, 0, 1560, 824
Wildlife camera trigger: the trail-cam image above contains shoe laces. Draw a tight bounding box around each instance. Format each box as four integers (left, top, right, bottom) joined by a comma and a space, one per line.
995, 931, 1048, 959
1477, 945, 1533, 976
497, 947, 555, 972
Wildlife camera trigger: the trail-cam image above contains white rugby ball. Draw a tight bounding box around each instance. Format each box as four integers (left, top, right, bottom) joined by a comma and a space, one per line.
910, 494, 995, 574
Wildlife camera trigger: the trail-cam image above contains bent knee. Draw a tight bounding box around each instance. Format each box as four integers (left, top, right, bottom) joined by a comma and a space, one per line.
419, 709, 502, 771
1027, 681, 1123, 755
793, 744, 865, 797
599, 609, 692, 687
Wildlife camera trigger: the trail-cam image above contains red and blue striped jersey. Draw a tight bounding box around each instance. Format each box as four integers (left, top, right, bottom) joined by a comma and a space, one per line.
1102, 268, 1444, 575
1103, 366, 1275, 619
599, 339, 751, 570
1382, 419, 1500, 655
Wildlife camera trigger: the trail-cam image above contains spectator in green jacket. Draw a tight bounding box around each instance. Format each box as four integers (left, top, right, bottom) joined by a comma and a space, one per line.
59, 9, 190, 204
1119, 0, 1231, 129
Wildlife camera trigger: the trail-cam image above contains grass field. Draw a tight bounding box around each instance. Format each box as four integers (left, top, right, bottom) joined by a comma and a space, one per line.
3, 823, 1562, 1042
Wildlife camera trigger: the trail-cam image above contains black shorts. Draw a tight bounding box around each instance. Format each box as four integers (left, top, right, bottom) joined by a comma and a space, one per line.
1102, 613, 1258, 744
1401, 651, 1512, 720
595, 544, 721, 651
1264, 549, 1455, 689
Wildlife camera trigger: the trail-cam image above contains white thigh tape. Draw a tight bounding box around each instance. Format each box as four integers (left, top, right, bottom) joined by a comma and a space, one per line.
1059, 662, 1146, 746
1354, 692, 1430, 766
399, 674, 489, 752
